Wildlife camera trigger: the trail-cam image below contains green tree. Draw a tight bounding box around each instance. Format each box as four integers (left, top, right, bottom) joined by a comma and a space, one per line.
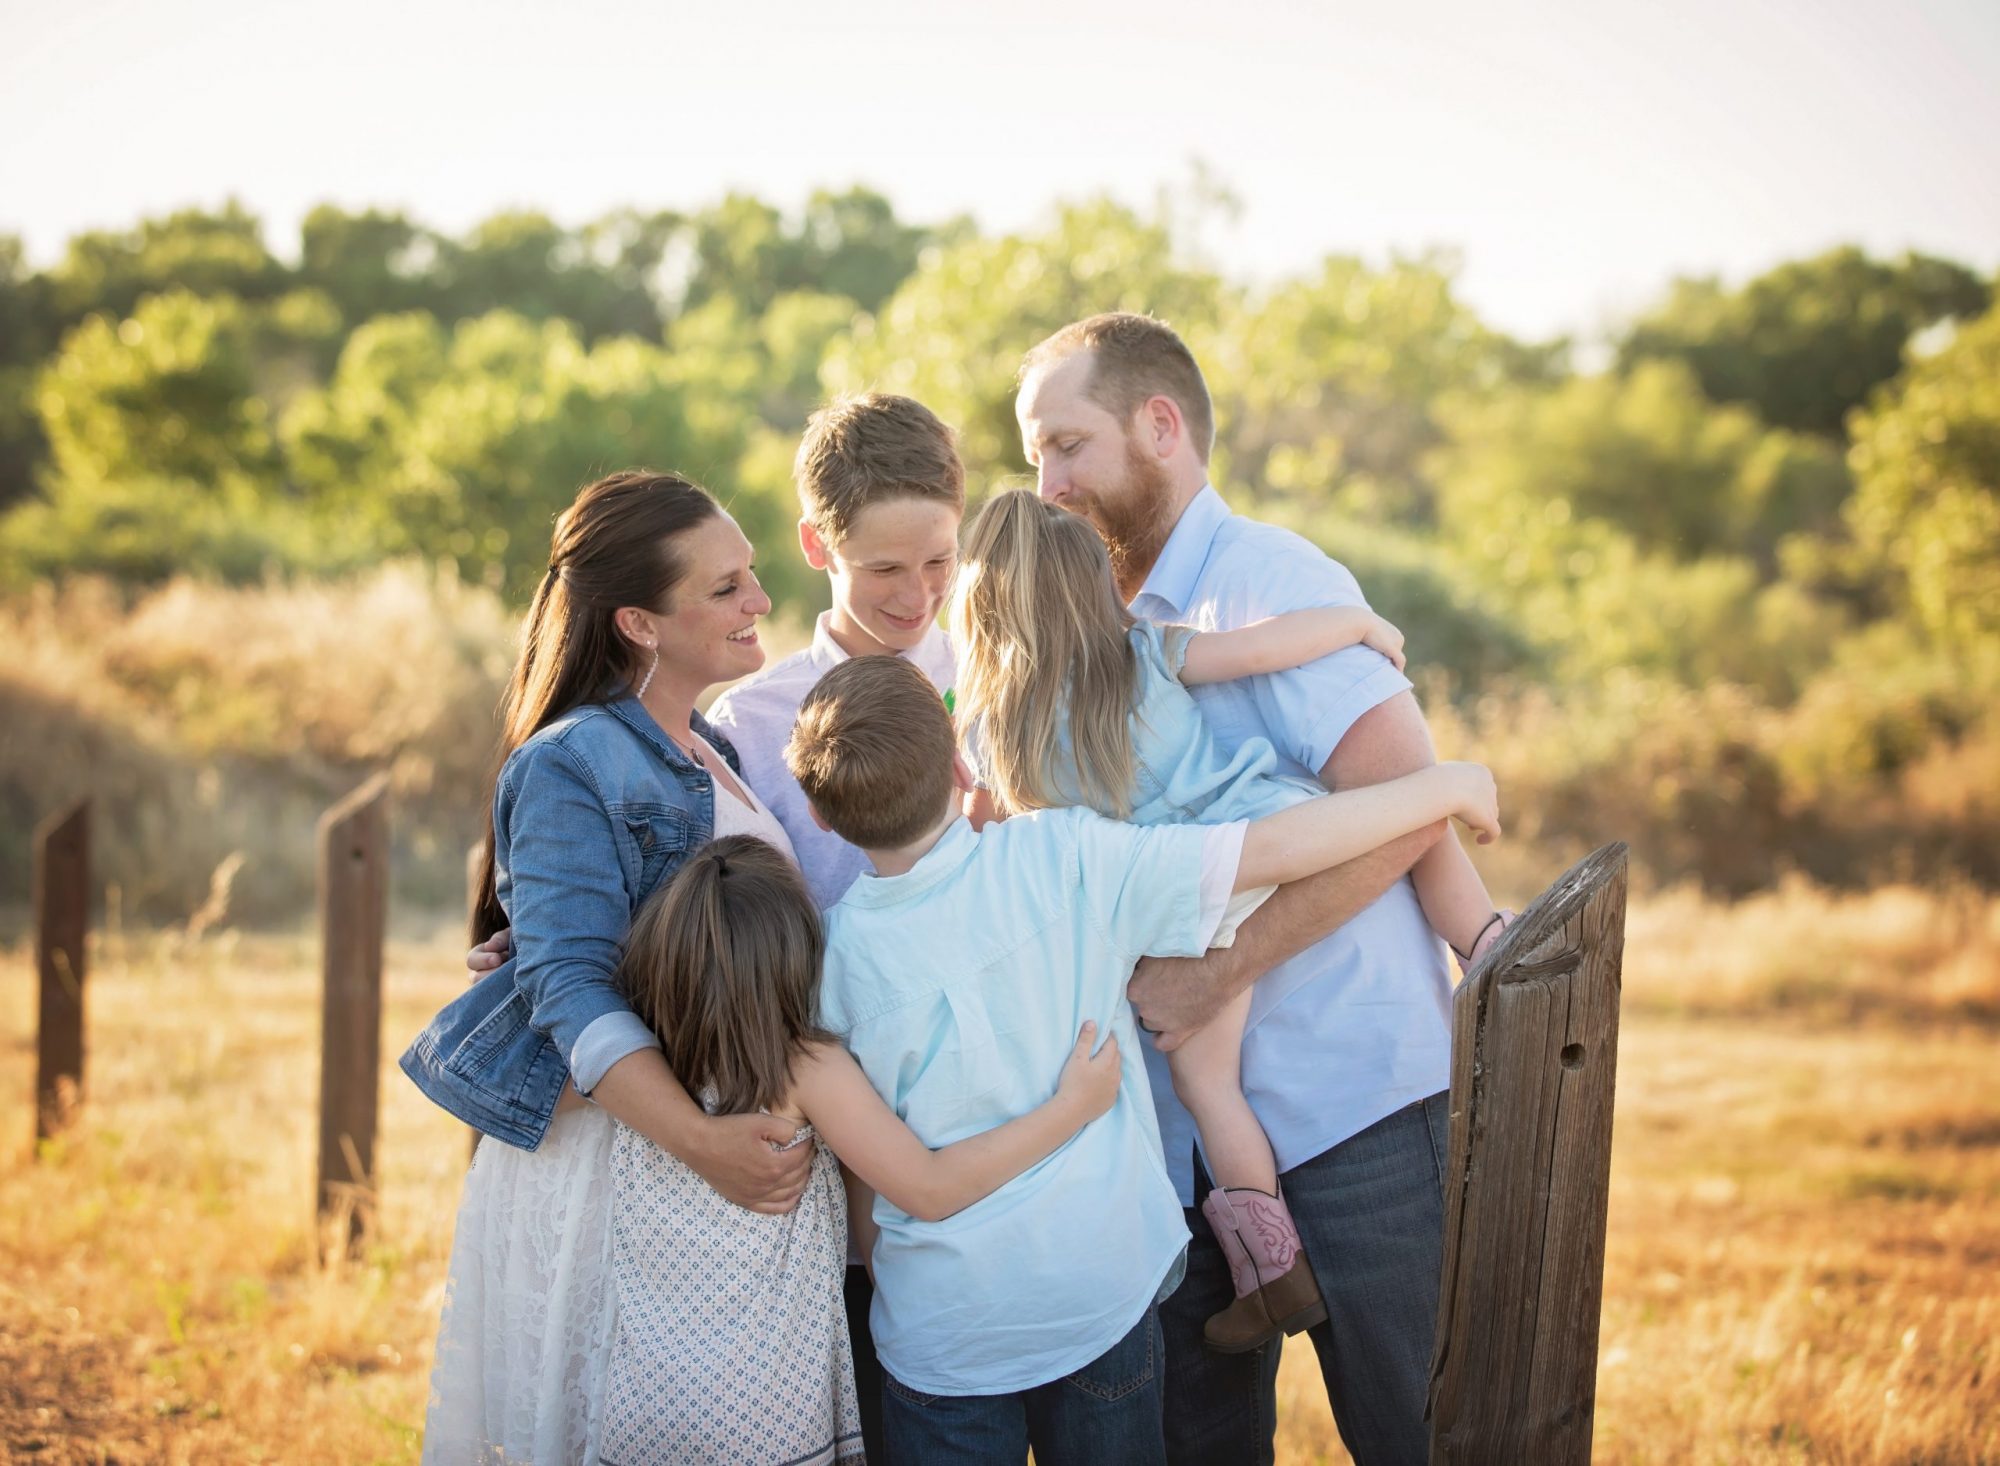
1617, 247, 1990, 437
1222, 251, 1556, 522
297, 204, 438, 326
46, 201, 288, 327
0, 235, 55, 510
431, 211, 668, 342
826, 199, 1227, 478
1845, 304, 2000, 649
1432, 360, 1848, 570
4, 290, 302, 582
799, 186, 936, 312
283, 310, 743, 598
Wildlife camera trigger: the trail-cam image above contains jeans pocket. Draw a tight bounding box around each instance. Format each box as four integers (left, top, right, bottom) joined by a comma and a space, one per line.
884, 1373, 943, 1408
1062, 1308, 1158, 1402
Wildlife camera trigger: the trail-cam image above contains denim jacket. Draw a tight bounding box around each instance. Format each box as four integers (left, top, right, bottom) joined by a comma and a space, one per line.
398, 694, 738, 1150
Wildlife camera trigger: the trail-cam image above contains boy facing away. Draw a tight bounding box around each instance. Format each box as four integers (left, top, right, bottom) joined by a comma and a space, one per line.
785, 655, 1499, 1466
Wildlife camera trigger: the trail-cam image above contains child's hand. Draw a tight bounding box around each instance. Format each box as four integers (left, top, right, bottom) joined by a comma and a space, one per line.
466, 926, 512, 974
1440, 760, 1502, 844
1055, 1020, 1122, 1123
1360, 612, 1406, 671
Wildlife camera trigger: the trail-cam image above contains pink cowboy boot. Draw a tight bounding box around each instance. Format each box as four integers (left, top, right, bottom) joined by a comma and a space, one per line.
1199, 1186, 1328, 1353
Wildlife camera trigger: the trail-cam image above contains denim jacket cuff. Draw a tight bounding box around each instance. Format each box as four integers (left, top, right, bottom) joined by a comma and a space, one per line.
571, 1009, 661, 1094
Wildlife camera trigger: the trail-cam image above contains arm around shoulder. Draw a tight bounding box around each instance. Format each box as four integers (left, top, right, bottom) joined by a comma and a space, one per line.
790, 1026, 1118, 1223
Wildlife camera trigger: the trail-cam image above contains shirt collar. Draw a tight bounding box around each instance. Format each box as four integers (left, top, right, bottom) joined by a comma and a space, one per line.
606, 692, 708, 774
1134, 484, 1230, 616
809, 610, 955, 686
834, 816, 978, 907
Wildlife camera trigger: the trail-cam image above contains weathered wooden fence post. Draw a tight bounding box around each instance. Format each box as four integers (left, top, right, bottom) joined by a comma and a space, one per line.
1428, 841, 1629, 1466
316, 773, 390, 1259
34, 800, 90, 1144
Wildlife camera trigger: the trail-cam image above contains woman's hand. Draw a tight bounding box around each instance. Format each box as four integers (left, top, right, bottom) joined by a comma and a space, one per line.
1053, 1021, 1122, 1123
466, 927, 512, 974
1358, 611, 1407, 671
687, 1112, 816, 1214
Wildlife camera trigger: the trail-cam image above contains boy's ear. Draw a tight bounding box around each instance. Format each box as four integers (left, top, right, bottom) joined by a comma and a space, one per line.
950, 751, 976, 795
806, 799, 833, 834
799, 518, 833, 572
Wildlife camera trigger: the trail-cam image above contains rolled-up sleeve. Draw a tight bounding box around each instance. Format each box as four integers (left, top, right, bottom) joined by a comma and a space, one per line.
570, 1010, 659, 1093
503, 741, 659, 1094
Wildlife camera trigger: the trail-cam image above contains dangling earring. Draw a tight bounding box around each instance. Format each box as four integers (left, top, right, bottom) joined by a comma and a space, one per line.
636, 643, 659, 699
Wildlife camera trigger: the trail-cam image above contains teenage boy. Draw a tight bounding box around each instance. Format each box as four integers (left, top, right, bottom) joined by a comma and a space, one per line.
705, 391, 964, 909
785, 655, 1498, 1466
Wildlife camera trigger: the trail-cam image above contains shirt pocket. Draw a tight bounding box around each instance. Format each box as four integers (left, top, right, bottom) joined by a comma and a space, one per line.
616, 802, 695, 899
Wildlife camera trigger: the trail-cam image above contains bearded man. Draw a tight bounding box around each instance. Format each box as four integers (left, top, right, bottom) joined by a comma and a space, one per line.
1016, 313, 1484, 1466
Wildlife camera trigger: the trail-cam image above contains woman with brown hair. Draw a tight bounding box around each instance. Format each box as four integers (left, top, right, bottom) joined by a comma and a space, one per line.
401, 469, 812, 1463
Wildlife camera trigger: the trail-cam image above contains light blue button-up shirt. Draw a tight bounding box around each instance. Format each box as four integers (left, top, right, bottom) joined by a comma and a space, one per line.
1131, 486, 1455, 1205
819, 809, 1229, 1395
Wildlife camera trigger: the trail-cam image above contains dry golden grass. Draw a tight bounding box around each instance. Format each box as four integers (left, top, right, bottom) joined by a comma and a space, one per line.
2, 881, 1996, 1464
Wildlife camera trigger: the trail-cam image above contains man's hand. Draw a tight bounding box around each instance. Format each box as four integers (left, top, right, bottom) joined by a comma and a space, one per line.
1128, 951, 1239, 1052
688, 1112, 816, 1214
467, 927, 512, 974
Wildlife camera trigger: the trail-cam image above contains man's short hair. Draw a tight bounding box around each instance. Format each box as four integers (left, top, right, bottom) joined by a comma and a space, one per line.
1020, 313, 1215, 463
786, 656, 957, 849
794, 393, 966, 546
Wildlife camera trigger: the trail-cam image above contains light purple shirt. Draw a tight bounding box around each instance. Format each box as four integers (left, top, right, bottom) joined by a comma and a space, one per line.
706, 613, 957, 910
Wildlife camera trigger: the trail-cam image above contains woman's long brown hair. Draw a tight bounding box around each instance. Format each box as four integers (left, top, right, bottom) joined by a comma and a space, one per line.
618, 835, 835, 1116
470, 470, 719, 942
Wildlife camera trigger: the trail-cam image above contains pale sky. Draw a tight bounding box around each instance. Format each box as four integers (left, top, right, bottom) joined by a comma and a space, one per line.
3, 0, 1996, 340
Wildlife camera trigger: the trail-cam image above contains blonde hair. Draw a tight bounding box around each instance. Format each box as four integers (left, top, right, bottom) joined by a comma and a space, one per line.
1020, 313, 1215, 463
617, 835, 834, 1117
949, 489, 1141, 818
786, 655, 959, 849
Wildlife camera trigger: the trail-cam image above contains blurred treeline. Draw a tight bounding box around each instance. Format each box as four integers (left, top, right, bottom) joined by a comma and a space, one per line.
1, 189, 1996, 921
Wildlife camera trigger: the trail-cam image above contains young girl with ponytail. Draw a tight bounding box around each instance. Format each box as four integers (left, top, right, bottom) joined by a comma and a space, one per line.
949, 488, 1514, 1356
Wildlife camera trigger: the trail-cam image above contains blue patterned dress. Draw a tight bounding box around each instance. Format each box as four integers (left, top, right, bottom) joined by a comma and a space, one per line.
598, 1118, 862, 1465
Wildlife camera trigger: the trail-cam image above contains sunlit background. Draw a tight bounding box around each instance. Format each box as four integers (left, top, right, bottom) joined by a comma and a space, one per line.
2, 2, 1997, 1461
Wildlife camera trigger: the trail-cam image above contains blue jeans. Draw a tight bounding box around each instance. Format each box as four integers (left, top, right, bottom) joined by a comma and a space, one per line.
1161, 1092, 1451, 1466
844, 1264, 885, 1463
882, 1305, 1168, 1465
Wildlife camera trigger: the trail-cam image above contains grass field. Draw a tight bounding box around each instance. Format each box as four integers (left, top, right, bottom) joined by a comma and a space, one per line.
2, 883, 1996, 1464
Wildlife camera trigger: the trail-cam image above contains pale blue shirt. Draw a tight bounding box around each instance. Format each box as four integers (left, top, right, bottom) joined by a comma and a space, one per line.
819, 810, 1239, 1395
706, 613, 957, 910
1130, 485, 1455, 1205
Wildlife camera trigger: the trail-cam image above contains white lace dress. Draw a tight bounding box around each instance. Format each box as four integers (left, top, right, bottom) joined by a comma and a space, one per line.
421, 756, 825, 1465
422, 1099, 621, 1465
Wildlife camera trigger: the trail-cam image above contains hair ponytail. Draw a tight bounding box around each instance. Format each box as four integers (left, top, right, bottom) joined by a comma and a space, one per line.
948, 489, 1140, 818
470, 470, 720, 942
617, 835, 833, 1115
